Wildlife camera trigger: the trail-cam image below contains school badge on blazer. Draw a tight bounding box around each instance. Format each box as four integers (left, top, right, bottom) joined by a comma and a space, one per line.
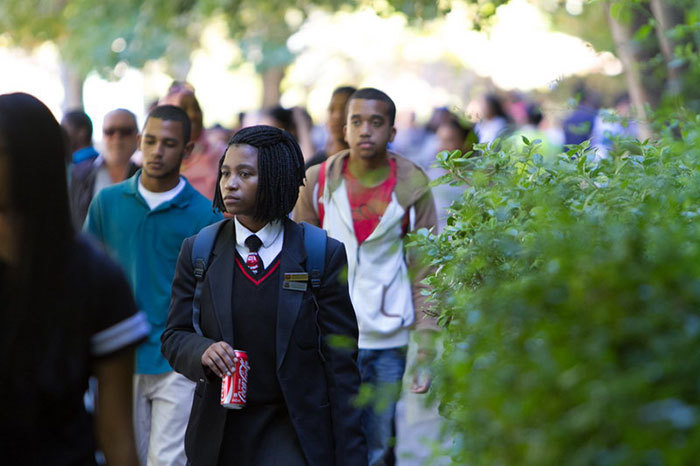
283, 272, 308, 291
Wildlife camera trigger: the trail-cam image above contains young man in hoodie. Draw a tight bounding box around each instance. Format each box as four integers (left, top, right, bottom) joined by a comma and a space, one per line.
294, 87, 438, 465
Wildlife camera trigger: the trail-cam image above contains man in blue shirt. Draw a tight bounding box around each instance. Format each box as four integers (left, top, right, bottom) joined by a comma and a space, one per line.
85, 105, 222, 466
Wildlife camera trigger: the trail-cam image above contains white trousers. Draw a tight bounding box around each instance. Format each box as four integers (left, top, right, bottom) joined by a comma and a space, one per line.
133, 371, 195, 466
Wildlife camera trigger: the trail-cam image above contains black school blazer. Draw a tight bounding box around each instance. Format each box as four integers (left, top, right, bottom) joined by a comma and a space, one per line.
162, 218, 367, 466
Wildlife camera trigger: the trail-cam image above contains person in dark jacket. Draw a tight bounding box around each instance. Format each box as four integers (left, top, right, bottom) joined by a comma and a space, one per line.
162, 125, 366, 466
69, 108, 139, 229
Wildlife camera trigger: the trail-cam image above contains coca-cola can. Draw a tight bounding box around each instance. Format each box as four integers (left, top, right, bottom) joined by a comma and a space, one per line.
220, 350, 249, 409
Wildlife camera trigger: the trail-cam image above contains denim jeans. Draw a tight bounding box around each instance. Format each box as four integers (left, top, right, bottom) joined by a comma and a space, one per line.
357, 346, 408, 466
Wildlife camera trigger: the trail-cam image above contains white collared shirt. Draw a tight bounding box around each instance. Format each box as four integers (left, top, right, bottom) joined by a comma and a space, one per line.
138, 176, 186, 210
233, 217, 284, 269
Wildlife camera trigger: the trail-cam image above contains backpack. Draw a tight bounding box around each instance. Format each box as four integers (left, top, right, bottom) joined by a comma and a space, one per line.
189, 220, 327, 336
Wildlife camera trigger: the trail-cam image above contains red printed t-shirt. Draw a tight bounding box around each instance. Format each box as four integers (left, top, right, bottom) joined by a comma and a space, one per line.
342, 157, 397, 244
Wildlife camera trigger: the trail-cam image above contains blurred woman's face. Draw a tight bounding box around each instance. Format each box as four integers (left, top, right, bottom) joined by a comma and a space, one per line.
437, 124, 464, 152
0, 141, 17, 265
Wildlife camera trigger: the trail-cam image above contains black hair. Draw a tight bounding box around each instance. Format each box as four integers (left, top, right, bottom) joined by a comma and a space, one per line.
613, 93, 630, 107
331, 86, 357, 124
427, 106, 450, 133
261, 105, 296, 137
484, 94, 509, 120
0, 93, 74, 278
62, 109, 93, 142
446, 114, 473, 139
349, 87, 397, 125
332, 86, 357, 98
526, 102, 543, 126
0, 93, 83, 413
145, 105, 192, 144
443, 113, 476, 152
213, 125, 305, 223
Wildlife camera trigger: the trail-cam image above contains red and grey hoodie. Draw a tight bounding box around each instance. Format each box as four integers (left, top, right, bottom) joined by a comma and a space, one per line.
293, 149, 439, 349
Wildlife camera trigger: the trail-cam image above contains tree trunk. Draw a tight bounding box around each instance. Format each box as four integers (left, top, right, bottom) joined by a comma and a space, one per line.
261, 65, 286, 108
649, 0, 684, 95
167, 38, 193, 82
60, 63, 85, 111
605, 2, 652, 140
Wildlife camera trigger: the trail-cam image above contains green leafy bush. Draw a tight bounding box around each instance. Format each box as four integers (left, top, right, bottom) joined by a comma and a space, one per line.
411, 113, 700, 465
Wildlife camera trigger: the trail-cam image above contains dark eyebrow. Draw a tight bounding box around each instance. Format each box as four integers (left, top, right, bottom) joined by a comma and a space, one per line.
350, 114, 386, 120
220, 163, 256, 171
143, 133, 178, 144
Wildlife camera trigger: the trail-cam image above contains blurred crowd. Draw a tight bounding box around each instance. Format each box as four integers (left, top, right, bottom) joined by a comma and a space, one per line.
65, 81, 638, 231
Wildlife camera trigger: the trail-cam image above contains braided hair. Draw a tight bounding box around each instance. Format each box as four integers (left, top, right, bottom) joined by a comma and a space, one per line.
213, 125, 305, 223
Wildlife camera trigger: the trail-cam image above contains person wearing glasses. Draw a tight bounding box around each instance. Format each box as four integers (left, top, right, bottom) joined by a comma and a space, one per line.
69, 108, 140, 229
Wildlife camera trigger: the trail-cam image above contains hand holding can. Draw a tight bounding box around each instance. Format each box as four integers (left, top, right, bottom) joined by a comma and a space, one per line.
201, 341, 236, 378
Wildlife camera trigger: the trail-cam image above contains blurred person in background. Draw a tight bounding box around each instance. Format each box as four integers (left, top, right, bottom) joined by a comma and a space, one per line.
436, 113, 476, 156
245, 105, 316, 162
503, 91, 529, 127
432, 112, 477, 228
84, 105, 223, 466
408, 107, 451, 172
306, 86, 357, 169
206, 123, 232, 150
590, 93, 638, 160
160, 81, 223, 200
563, 83, 600, 146
390, 110, 426, 164
539, 99, 566, 151
506, 102, 561, 161
474, 93, 511, 145
256, 105, 296, 135
62, 109, 99, 164
69, 108, 140, 230
0, 92, 148, 465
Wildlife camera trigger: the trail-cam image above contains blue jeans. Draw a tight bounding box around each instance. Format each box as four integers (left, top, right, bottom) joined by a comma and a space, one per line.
357, 347, 408, 466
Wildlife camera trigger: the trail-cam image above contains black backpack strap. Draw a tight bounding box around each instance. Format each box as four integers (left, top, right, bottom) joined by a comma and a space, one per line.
301, 222, 326, 288
301, 222, 328, 363
191, 219, 227, 336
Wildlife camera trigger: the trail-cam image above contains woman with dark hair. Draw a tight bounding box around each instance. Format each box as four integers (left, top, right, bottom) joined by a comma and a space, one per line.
162, 125, 366, 465
0, 93, 148, 465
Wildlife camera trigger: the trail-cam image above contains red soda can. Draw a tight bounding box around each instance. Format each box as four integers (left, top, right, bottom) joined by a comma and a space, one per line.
220, 350, 249, 409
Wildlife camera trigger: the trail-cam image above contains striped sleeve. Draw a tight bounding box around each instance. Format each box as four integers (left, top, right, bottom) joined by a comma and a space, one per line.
91, 311, 150, 357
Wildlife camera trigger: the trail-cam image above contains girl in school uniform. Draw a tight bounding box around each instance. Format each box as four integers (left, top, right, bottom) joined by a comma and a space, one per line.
162, 125, 366, 466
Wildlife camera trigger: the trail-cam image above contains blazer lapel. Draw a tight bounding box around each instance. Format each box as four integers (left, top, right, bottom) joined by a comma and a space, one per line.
276, 219, 307, 370
206, 220, 235, 345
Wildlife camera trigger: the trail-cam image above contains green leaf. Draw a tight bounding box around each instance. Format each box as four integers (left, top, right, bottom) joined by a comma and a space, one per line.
634, 23, 653, 41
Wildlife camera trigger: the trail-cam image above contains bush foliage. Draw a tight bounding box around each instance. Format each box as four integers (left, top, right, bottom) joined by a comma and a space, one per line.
410, 112, 700, 465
